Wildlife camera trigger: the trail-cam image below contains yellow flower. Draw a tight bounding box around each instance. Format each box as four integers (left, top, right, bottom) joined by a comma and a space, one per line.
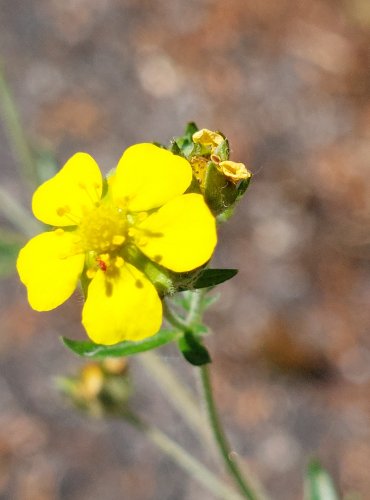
17, 144, 217, 345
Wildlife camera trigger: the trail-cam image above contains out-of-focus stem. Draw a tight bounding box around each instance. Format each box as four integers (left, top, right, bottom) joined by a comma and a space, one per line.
0, 61, 38, 189
138, 350, 212, 447
125, 411, 244, 500
0, 186, 41, 237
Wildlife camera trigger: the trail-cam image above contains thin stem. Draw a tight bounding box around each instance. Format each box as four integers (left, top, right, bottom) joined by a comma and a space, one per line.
137, 351, 212, 447
162, 299, 188, 331
165, 289, 263, 499
199, 365, 259, 500
0, 61, 38, 189
186, 289, 205, 324
0, 186, 41, 237
124, 411, 244, 500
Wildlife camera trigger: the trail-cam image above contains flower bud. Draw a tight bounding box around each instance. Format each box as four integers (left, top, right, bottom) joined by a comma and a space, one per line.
57, 359, 131, 417
173, 125, 251, 216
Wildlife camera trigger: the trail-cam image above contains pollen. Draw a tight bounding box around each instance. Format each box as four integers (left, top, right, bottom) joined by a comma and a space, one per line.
77, 204, 128, 254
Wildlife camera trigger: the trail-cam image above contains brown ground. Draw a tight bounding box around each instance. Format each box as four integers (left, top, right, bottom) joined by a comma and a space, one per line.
0, 0, 370, 498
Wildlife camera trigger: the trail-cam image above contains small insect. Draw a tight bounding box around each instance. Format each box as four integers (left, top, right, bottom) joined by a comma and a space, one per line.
97, 259, 107, 272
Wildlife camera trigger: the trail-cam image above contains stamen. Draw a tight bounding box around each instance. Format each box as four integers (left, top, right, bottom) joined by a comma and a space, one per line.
86, 268, 97, 279
56, 205, 80, 224
136, 212, 148, 223
78, 181, 101, 206
137, 236, 149, 247
114, 256, 124, 268
112, 235, 125, 246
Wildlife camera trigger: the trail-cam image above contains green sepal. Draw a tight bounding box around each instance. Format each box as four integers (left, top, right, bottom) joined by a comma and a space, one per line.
61, 329, 181, 359
178, 330, 211, 366
123, 245, 175, 296
304, 460, 340, 500
187, 268, 238, 290
214, 138, 230, 161
236, 175, 252, 201
172, 122, 199, 158
203, 162, 239, 215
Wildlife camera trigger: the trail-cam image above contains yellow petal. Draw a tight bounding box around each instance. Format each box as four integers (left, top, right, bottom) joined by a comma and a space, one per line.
192, 129, 224, 148
82, 263, 162, 345
32, 153, 103, 226
218, 160, 251, 184
16, 230, 84, 311
136, 193, 217, 272
113, 144, 192, 212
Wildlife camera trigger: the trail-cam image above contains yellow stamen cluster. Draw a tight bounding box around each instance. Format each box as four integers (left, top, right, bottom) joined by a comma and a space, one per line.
78, 204, 128, 254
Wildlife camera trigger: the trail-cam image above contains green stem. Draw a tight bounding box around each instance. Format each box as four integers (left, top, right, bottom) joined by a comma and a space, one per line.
165, 292, 262, 500
0, 61, 38, 189
162, 299, 188, 331
186, 289, 204, 324
199, 365, 260, 500
124, 411, 244, 500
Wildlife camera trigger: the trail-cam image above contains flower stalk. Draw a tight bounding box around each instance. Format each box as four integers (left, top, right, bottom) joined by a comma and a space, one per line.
124, 410, 244, 500
164, 291, 261, 500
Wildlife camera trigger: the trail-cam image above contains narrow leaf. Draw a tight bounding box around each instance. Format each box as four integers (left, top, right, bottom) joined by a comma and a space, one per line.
304, 460, 340, 500
178, 331, 211, 366
186, 268, 238, 290
61, 329, 180, 359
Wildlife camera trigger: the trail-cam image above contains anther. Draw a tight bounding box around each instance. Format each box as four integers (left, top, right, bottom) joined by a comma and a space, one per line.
56, 205, 70, 216
86, 268, 97, 279
136, 212, 148, 222
112, 235, 125, 246
115, 256, 124, 268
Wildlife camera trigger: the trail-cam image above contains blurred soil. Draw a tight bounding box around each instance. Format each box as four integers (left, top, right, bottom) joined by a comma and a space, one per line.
0, 0, 370, 499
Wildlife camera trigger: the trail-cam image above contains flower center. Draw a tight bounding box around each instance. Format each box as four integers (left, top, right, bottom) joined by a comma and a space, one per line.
78, 204, 128, 255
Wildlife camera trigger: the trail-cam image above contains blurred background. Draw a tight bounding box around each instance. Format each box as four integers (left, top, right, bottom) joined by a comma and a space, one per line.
0, 0, 370, 498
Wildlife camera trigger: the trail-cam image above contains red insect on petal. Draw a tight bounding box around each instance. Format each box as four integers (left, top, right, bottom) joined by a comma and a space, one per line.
97, 259, 107, 272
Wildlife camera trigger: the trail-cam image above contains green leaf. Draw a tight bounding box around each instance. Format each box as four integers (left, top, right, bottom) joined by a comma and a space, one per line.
61, 329, 181, 359
214, 138, 230, 161
188, 268, 238, 290
236, 175, 252, 201
184, 122, 199, 140
178, 331, 211, 366
172, 122, 199, 158
304, 460, 340, 500
0, 237, 22, 277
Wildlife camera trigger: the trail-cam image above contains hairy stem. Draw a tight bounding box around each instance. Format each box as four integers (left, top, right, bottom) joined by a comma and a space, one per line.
199, 364, 260, 500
